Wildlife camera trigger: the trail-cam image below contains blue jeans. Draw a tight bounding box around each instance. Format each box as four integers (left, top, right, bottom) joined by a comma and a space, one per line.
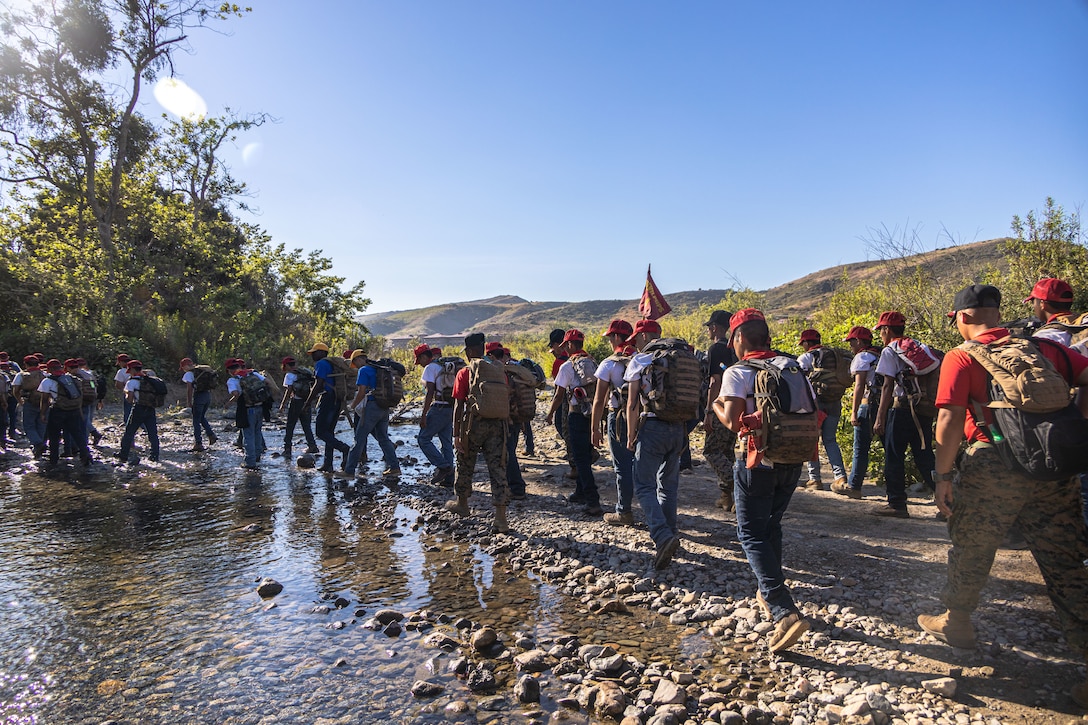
607, 410, 634, 514
284, 398, 317, 451
848, 403, 873, 489
632, 417, 686, 546
46, 408, 89, 463
806, 401, 845, 481
522, 421, 535, 455
123, 398, 132, 425
118, 404, 159, 462
883, 405, 935, 509
315, 392, 350, 463
241, 404, 263, 467
735, 460, 803, 622
5, 394, 17, 436
192, 390, 215, 447
417, 403, 454, 470
82, 404, 98, 442
506, 424, 526, 495
567, 411, 599, 506
22, 404, 46, 448
345, 398, 399, 475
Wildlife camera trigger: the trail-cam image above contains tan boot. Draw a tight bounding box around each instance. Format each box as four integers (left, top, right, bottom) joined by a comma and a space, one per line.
918, 609, 977, 648
715, 490, 735, 512
443, 495, 470, 517
492, 505, 509, 534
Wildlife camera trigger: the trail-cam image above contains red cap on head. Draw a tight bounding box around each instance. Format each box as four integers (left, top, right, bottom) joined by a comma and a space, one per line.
799, 328, 821, 343
562, 329, 585, 344
0, 352, 7, 360
64, 358, 80, 369
116, 354, 130, 365
342, 349, 354, 359
603, 319, 634, 338
413, 343, 432, 361
430, 347, 442, 357
1024, 278, 1074, 304
23, 355, 37, 366
74, 357, 87, 366
281, 356, 296, 369
224, 357, 239, 369
501, 347, 512, 357
45, 358, 63, 371
485, 341, 504, 353
179, 357, 194, 370
626, 319, 662, 344
728, 308, 766, 336
875, 311, 906, 329
125, 359, 143, 370
33, 353, 44, 363
844, 325, 873, 342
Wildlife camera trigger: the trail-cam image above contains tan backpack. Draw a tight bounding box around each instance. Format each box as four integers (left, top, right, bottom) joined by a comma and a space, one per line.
325, 356, 353, 400
467, 357, 510, 420
506, 362, 538, 424
960, 336, 1072, 414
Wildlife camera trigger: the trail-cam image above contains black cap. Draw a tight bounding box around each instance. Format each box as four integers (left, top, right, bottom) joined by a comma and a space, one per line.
704, 310, 732, 328
948, 284, 1002, 319
464, 332, 486, 349
548, 328, 565, 345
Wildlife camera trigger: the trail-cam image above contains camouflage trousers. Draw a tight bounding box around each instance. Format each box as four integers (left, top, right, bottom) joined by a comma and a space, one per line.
943, 444, 1088, 654
455, 418, 510, 507
703, 415, 738, 491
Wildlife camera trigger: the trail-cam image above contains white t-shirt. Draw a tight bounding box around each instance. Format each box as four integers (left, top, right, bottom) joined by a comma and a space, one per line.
37, 376, 60, 401
421, 361, 441, 386
875, 344, 909, 397
1033, 325, 1088, 355
124, 376, 143, 404
594, 355, 629, 409
718, 355, 806, 416
554, 355, 597, 392
114, 368, 129, 385
849, 349, 880, 396
283, 371, 297, 389
226, 376, 242, 395
623, 353, 657, 416
797, 349, 818, 373
182, 370, 195, 385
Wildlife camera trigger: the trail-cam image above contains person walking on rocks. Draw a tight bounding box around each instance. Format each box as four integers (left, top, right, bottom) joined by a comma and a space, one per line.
624, 319, 688, 569
702, 310, 738, 511
549, 329, 602, 516
796, 328, 848, 491
117, 360, 160, 464
38, 358, 92, 466
833, 326, 881, 499
279, 356, 319, 458
14, 355, 47, 457
226, 360, 268, 470
871, 311, 938, 518
181, 357, 218, 452
415, 343, 456, 485
496, 345, 531, 501
713, 308, 812, 653
444, 333, 511, 534
591, 319, 636, 525
548, 328, 576, 480
344, 350, 402, 479
304, 342, 352, 472
918, 285, 1088, 709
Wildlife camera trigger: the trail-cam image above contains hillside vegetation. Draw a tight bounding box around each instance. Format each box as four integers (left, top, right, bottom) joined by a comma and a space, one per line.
361, 238, 1008, 338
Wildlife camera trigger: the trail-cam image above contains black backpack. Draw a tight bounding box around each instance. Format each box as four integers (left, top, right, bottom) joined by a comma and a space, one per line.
370, 359, 406, 409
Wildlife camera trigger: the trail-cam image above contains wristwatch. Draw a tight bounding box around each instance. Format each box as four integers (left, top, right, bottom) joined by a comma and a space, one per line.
932, 470, 955, 482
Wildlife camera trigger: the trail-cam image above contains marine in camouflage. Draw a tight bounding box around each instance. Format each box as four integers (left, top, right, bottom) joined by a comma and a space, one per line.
455, 418, 510, 507
942, 444, 1088, 654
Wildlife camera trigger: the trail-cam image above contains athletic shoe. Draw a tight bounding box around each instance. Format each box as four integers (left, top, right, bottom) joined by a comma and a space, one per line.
768, 612, 810, 653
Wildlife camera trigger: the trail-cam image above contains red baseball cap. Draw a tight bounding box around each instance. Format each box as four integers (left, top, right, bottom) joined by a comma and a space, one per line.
875, 311, 906, 329
225, 358, 240, 369
501, 347, 512, 357
413, 343, 432, 361
281, 356, 296, 369
45, 358, 64, 371
64, 358, 80, 369
342, 349, 354, 359
562, 329, 585, 344
430, 347, 442, 357
626, 319, 662, 344
799, 328, 821, 343
728, 308, 766, 341
485, 341, 504, 353
844, 325, 873, 342
116, 353, 130, 364
23, 355, 37, 366
1024, 278, 1074, 304
603, 319, 634, 337
179, 357, 194, 369
125, 359, 143, 370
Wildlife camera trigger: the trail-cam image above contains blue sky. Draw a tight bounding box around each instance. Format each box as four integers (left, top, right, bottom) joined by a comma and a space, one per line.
164, 1, 1088, 314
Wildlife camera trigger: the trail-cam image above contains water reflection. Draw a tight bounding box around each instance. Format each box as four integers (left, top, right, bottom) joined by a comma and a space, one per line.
0, 419, 716, 723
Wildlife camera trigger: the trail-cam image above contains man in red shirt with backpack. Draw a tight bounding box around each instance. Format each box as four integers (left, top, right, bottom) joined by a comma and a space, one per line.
918, 285, 1088, 708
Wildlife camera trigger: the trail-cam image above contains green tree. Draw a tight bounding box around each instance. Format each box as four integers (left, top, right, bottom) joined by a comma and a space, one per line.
1004, 197, 1087, 313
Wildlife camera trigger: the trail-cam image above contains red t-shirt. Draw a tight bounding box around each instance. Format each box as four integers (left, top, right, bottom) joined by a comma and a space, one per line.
935, 328, 1088, 442
551, 353, 569, 380
451, 365, 471, 401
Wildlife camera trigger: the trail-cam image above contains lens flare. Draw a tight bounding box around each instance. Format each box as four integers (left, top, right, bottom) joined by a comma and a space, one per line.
153, 78, 207, 120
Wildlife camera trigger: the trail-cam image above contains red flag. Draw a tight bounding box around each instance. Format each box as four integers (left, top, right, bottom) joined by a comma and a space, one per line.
638, 265, 672, 320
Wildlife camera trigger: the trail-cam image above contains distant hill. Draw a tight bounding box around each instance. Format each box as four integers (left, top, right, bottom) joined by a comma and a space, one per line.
360, 239, 1008, 341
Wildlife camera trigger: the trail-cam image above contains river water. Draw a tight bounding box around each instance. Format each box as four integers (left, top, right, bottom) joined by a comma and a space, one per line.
0, 415, 717, 724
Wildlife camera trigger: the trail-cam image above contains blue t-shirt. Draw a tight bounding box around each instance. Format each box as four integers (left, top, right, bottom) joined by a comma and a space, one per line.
314, 358, 334, 393
355, 365, 377, 394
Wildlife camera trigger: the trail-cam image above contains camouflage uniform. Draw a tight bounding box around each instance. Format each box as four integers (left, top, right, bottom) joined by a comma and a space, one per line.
944, 443, 1088, 653
455, 417, 510, 507
702, 415, 737, 492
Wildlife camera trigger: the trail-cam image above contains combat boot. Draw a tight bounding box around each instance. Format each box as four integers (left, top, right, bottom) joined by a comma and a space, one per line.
492, 506, 509, 534
917, 609, 977, 648
443, 495, 470, 517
